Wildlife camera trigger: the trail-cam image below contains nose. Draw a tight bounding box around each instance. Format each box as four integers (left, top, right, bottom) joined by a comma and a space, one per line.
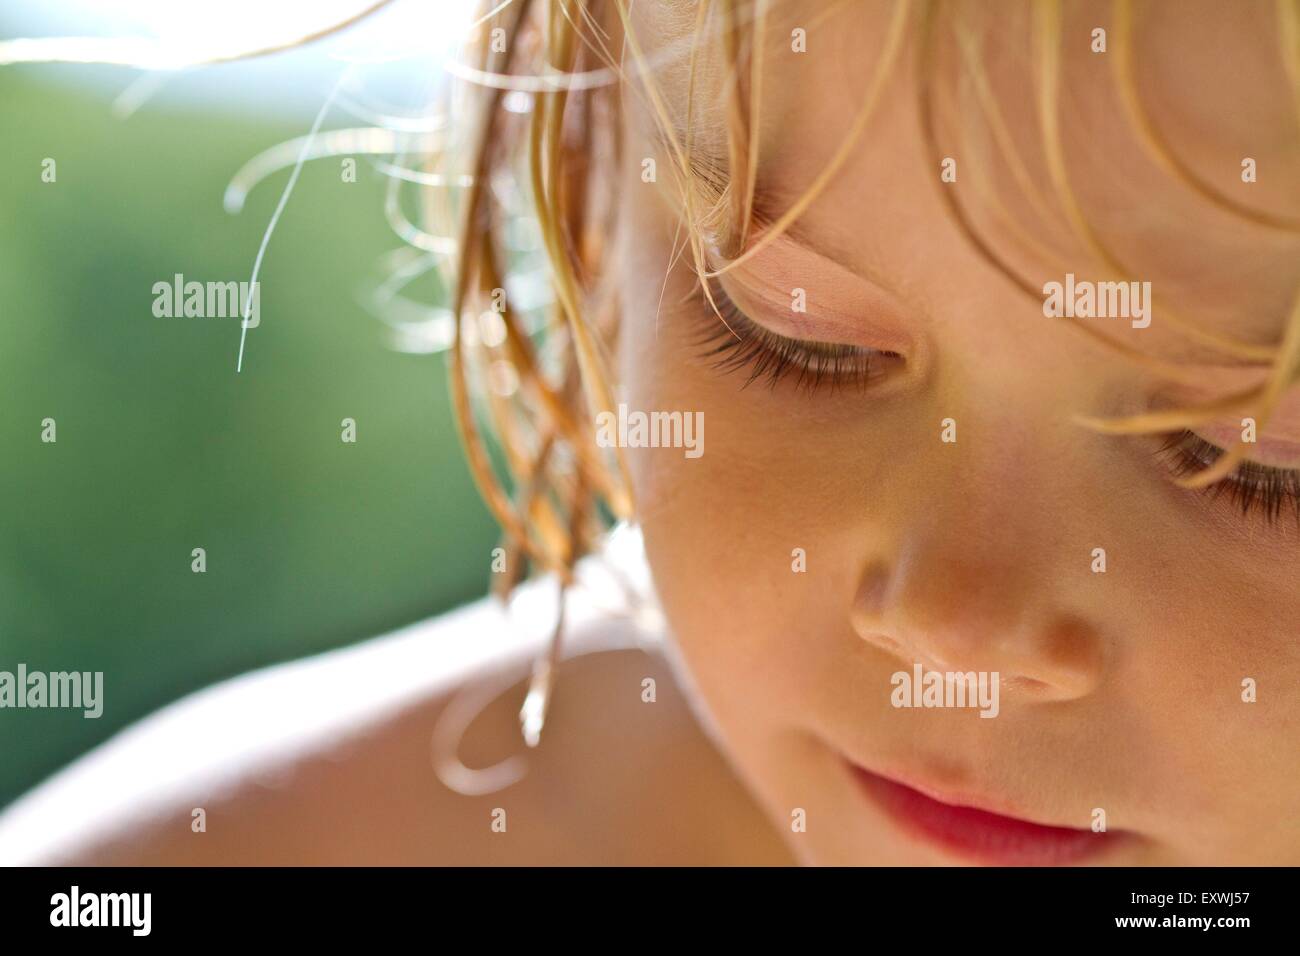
850, 529, 1105, 703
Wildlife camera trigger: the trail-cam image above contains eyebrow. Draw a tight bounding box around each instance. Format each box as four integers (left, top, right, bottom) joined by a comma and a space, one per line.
652, 123, 774, 220
651, 125, 1283, 374
652, 123, 898, 279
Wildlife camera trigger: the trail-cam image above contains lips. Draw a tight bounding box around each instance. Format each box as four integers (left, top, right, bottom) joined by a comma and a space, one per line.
848, 762, 1117, 865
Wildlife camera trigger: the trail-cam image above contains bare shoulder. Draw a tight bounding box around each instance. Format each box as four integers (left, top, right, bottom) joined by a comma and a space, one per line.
0, 566, 789, 865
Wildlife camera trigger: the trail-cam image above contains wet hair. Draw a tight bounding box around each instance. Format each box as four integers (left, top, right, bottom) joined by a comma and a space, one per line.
441, 0, 1300, 599
9, 0, 1299, 748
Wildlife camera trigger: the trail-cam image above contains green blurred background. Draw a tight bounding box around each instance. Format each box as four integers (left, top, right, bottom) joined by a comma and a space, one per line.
0, 59, 499, 809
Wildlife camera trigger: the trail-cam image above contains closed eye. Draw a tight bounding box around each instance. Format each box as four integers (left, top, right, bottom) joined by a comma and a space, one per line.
692, 279, 900, 394
1158, 430, 1300, 525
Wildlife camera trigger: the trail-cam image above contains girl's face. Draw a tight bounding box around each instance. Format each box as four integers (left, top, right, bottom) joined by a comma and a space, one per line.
613, 1, 1300, 864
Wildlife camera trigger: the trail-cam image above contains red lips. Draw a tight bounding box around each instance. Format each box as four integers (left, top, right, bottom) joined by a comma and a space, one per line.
849, 763, 1117, 865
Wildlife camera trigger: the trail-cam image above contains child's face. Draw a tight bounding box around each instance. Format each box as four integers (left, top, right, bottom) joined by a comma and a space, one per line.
613, 0, 1300, 864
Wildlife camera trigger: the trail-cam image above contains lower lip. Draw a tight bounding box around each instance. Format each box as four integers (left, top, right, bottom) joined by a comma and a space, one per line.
848, 764, 1116, 865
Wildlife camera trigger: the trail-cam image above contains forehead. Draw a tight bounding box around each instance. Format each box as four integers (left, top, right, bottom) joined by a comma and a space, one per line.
624, 0, 1300, 364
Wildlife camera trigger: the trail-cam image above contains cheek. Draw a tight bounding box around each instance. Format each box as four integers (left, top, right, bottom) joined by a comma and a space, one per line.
617, 294, 864, 736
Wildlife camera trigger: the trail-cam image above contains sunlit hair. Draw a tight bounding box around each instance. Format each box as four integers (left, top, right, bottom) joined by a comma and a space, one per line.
7, 0, 1300, 751
429, 0, 1300, 749
441, 0, 1300, 581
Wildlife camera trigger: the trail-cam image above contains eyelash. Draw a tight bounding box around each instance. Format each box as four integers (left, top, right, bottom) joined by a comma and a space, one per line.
691, 280, 894, 394
689, 283, 1300, 526
1157, 430, 1300, 525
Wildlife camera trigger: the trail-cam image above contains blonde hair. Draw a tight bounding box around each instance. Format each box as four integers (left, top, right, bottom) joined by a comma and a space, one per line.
438, 0, 1300, 744
9, 0, 1298, 749
445, 0, 1300, 573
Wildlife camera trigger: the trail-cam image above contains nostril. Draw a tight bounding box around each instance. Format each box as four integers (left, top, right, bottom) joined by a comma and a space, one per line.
1002, 675, 1051, 693
873, 633, 903, 654
858, 630, 954, 674
850, 558, 1103, 701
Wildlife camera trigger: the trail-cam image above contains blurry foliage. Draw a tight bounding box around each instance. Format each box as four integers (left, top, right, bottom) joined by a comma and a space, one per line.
0, 72, 498, 808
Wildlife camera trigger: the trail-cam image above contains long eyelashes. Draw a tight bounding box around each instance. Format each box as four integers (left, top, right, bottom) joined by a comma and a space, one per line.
1158, 430, 1300, 525
691, 281, 894, 393
689, 284, 1300, 528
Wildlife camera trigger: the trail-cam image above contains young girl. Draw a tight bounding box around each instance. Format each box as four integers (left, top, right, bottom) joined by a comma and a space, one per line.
2, 0, 1298, 866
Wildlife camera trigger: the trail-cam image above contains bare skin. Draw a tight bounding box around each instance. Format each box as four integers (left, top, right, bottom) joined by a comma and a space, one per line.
5, 0, 1300, 867
3, 622, 789, 866
616, 0, 1300, 866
